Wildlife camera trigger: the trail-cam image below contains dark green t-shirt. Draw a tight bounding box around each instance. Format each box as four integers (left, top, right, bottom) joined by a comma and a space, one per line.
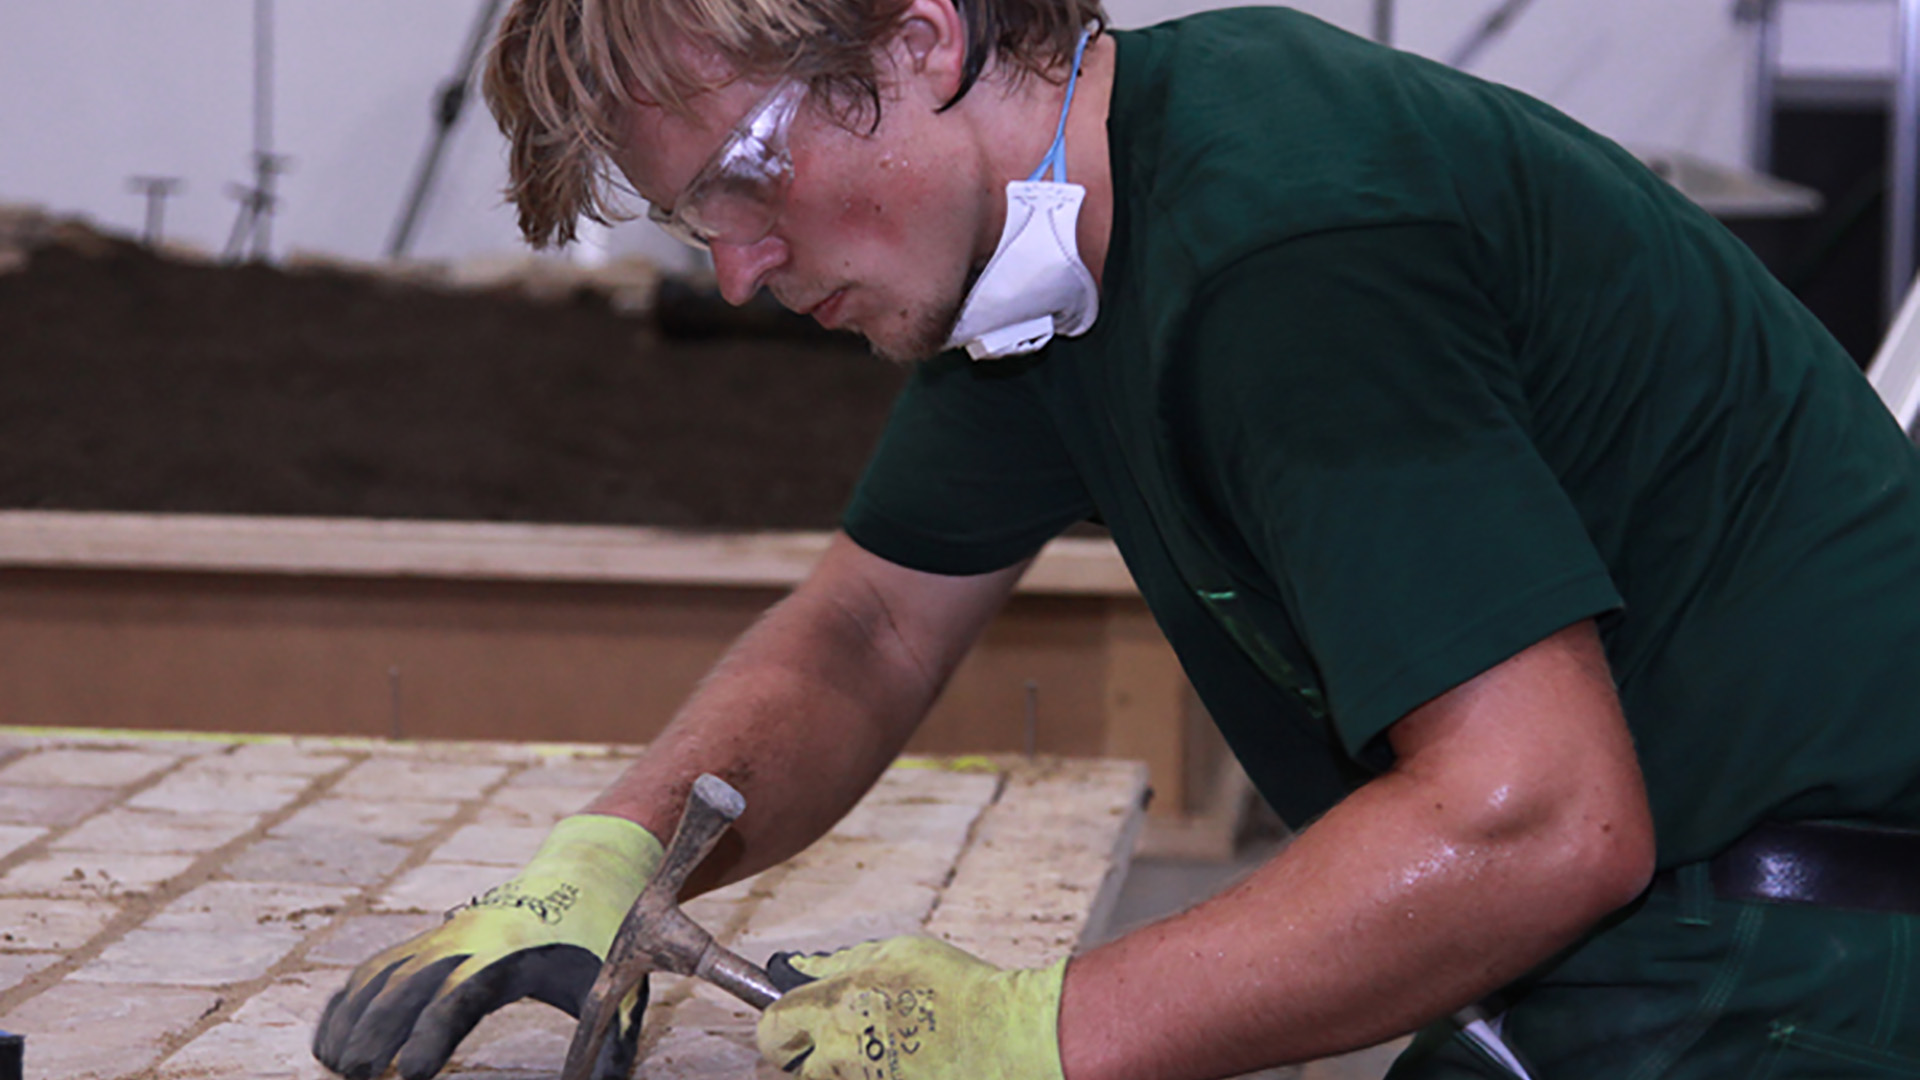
844, 7, 1920, 863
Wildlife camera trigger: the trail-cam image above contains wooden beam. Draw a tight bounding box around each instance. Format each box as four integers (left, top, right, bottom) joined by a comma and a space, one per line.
0, 510, 1137, 595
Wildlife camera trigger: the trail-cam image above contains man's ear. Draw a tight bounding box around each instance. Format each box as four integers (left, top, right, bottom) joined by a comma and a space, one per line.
889, 0, 968, 104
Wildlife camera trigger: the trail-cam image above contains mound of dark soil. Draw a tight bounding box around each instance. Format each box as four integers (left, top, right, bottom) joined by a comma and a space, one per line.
0, 230, 905, 531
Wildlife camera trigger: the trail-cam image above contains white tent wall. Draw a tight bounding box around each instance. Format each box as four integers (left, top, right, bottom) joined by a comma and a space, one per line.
1778, 0, 1899, 76
1389, 2, 1756, 170
0, 1, 701, 269
0, 1, 1883, 267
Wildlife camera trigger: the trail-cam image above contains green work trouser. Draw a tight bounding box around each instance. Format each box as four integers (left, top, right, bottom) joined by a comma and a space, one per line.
1387, 863, 1920, 1079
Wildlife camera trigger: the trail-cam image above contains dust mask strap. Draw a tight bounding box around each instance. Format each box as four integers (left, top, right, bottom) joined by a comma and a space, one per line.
944, 28, 1100, 360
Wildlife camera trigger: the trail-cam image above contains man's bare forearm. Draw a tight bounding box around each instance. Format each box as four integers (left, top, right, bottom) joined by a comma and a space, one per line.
1058, 622, 1657, 1080
580, 534, 1024, 890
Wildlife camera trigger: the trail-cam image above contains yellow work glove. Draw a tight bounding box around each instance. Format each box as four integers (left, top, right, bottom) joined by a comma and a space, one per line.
312, 814, 662, 1080
758, 936, 1068, 1080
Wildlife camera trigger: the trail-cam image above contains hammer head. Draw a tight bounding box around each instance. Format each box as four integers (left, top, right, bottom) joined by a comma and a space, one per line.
559, 774, 744, 1080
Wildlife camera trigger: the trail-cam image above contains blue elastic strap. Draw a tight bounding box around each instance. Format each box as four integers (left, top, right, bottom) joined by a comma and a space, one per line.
1027, 27, 1094, 183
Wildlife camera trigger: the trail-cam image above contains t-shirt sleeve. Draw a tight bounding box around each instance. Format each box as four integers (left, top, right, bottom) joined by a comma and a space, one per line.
1181, 224, 1623, 758
843, 353, 1095, 575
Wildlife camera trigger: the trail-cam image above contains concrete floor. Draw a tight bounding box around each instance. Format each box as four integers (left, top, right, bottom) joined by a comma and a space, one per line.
1103, 818, 1408, 1080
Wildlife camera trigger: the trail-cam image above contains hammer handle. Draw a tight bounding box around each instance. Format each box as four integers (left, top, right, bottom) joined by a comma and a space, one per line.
697, 942, 787, 1010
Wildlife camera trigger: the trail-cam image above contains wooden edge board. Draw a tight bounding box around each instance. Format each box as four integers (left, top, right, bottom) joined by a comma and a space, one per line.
0, 510, 1139, 596
1135, 754, 1258, 862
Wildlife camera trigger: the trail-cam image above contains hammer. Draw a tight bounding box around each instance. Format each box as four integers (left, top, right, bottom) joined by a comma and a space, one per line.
559, 773, 803, 1080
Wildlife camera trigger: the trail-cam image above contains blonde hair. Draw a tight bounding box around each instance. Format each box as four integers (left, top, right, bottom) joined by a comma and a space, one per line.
483, 0, 1105, 247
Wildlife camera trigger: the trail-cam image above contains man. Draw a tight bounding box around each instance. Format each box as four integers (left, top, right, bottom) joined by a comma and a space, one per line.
313, 1, 1920, 1077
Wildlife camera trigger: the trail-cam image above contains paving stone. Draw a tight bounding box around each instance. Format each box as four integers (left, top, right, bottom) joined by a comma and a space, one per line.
0, 951, 59, 988
303, 912, 441, 967
383, 740, 542, 764
472, 784, 585, 826
672, 979, 763, 1028
226, 969, 338, 1026
832, 796, 985, 847
0, 747, 178, 787
926, 761, 1146, 969
779, 831, 974, 893
330, 759, 507, 802
52, 807, 258, 854
444, 999, 576, 1072
210, 741, 359, 776
158, 1021, 333, 1079
679, 874, 767, 945
0, 897, 117, 950
223, 832, 411, 886
506, 755, 633, 789
731, 872, 940, 959
157, 971, 340, 1077
75, 926, 304, 986
0, 732, 228, 758
865, 765, 1001, 807
0, 852, 196, 898
681, 892, 753, 938
0, 784, 115, 827
0, 824, 45, 860
149, 881, 356, 935
145, 968, 341, 1076
643, 1022, 773, 1080
374, 863, 510, 914
0, 980, 220, 1080
271, 796, 459, 844
126, 766, 311, 815
429, 824, 549, 866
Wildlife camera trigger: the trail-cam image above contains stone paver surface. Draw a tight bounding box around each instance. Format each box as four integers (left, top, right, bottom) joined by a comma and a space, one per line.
0, 896, 118, 950
272, 796, 458, 843
0, 732, 1146, 1080
0, 851, 197, 898
126, 765, 310, 816
0, 784, 116, 827
54, 807, 259, 854
1, 982, 221, 1080
0, 825, 44, 860
0, 748, 178, 787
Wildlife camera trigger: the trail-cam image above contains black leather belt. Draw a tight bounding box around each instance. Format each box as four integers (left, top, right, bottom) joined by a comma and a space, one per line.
1703, 820, 1920, 915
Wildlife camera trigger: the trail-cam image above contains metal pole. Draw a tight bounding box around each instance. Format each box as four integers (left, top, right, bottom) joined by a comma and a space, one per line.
1447, 0, 1539, 71
128, 176, 183, 245
1892, 0, 1920, 320
1023, 679, 1039, 760
255, 0, 273, 165
1739, 0, 1780, 174
253, 0, 275, 259
1372, 0, 1393, 46
388, 0, 511, 260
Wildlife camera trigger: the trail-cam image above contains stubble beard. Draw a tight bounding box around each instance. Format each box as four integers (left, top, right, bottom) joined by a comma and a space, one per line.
864, 266, 973, 366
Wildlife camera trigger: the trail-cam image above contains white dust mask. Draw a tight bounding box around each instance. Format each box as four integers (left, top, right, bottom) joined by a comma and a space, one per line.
944, 28, 1100, 361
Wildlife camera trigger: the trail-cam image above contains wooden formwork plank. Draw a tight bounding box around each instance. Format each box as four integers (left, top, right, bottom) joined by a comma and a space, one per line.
0, 510, 1137, 596
1102, 602, 1192, 818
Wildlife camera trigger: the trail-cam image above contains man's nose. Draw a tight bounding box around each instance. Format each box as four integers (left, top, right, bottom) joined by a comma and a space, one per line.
709, 234, 789, 306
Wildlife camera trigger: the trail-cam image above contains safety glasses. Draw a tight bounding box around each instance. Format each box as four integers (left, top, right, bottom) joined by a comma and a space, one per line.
647, 80, 806, 250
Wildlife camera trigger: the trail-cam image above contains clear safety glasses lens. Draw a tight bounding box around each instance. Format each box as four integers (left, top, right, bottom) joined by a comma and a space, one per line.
647, 81, 804, 250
